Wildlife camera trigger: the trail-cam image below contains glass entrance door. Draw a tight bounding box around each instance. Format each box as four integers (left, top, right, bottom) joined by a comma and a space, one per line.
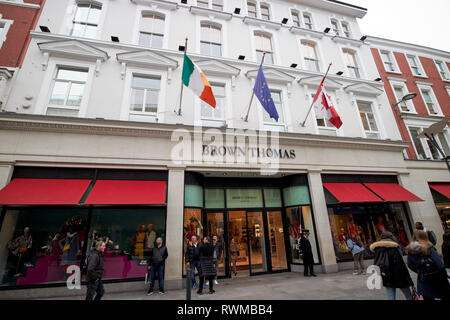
247, 211, 268, 274
266, 211, 288, 271
227, 211, 249, 276
206, 212, 226, 276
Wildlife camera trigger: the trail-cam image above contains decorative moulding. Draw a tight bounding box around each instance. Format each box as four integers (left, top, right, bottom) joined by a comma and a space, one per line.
331, 35, 363, 47
130, 0, 179, 10
344, 83, 384, 96
246, 67, 295, 84
243, 16, 281, 30
289, 26, 323, 39
298, 76, 342, 90
190, 6, 232, 21
414, 80, 434, 86
194, 59, 240, 77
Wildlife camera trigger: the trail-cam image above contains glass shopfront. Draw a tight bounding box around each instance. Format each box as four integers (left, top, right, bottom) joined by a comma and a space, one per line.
182, 173, 320, 278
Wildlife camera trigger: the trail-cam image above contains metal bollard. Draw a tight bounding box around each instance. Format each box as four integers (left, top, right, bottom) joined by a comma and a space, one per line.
186, 264, 191, 300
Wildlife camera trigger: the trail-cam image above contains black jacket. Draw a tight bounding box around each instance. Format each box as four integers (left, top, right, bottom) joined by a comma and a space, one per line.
147, 245, 168, 267
86, 249, 104, 282
299, 236, 313, 262
185, 242, 201, 263
370, 239, 413, 289
199, 243, 217, 277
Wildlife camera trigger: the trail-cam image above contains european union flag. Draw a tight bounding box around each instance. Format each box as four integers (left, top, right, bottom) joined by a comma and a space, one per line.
253, 66, 279, 122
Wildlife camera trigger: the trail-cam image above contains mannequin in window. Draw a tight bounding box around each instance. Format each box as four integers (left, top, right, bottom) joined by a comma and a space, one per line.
184, 223, 196, 246
397, 220, 409, 247
357, 225, 367, 246
375, 216, 386, 240
7, 227, 33, 277
131, 225, 147, 260
338, 228, 350, 252
146, 224, 156, 250
59, 227, 80, 271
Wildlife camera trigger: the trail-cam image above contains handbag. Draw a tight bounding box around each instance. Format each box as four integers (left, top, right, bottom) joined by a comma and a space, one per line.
411, 286, 423, 301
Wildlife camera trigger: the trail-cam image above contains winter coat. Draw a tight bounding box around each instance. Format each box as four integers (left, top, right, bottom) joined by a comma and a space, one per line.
407, 242, 450, 299
185, 242, 201, 263
298, 236, 314, 263
347, 238, 364, 256
86, 249, 104, 282
370, 239, 413, 289
198, 243, 217, 277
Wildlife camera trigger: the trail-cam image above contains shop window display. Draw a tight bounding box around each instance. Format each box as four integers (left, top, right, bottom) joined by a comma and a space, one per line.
286, 206, 319, 264
183, 208, 203, 275
89, 208, 166, 280
328, 203, 411, 262
0, 208, 88, 287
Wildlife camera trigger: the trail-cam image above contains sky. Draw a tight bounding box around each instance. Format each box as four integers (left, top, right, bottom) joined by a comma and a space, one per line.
344, 0, 450, 52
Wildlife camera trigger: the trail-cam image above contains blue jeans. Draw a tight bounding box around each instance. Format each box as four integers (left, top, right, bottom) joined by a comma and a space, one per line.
386, 287, 412, 300
191, 261, 200, 286
149, 264, 164, 292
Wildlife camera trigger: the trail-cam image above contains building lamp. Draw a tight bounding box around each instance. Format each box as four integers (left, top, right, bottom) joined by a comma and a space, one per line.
392, 92, 417, 114
417, 118, 450, 172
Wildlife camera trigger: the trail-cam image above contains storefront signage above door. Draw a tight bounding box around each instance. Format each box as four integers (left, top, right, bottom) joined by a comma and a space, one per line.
202, 145, 296, 159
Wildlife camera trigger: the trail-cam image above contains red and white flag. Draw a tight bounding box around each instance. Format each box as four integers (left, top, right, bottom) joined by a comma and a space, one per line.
312, 79, 343, 129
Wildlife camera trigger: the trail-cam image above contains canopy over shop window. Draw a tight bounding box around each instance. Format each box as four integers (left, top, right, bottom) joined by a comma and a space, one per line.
84, 180, 166, 205
429, 183, 450, 199
364, 183, 423, 202
0, 178, 91, 205
323, 183, 383, 203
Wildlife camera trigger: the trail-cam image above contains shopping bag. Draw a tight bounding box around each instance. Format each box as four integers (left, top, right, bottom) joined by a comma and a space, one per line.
411, 286, 423, 301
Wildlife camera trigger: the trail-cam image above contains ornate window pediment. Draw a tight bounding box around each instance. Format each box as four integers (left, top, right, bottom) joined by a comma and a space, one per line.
116, 50, 178, 69
194, 59, 240, 77
298, 76, 342, 90
130, 0, 178, 10
243, 16, 281, 30
246, 67, 295, 84
289, 26, 323, 39
190, 6, 232, 21
38, 40, 109, 61
344, 83, 384, 96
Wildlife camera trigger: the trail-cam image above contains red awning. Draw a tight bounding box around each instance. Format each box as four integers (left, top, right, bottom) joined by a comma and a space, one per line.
0, 178, 91, 205
84, 180, 166, 205
364, 183, 424, 202
323, 183, 383, 203
429, 183, 450, 199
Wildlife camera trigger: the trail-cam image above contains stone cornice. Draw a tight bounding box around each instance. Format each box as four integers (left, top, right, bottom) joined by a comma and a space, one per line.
0, 113, 410, 152
189, 6, 232, 21
130, 0, 178, 10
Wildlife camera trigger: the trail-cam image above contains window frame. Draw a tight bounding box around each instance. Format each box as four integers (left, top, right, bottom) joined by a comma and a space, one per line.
129, 74, 161, 115
302, 12, 313, 30
259, 2, 271, 21
406, 54, 427, 78
357, 100, 381, 139
379, 49, 400, 74
200, 82, 226, 122
388, 79, 416, 114
253, 30, 275, 65
261, 89, 286, 132
340, 21, 351, 38
246, 0, 257, 18
418, 84, 442, 116
330, 18, 340, 36
342, 48, 361, 79
138, 11, 166, 49
407, 125, 449, 160
0, 17, 13, 49
70, 1, 103, 39
200, 22, 223, 57
434, 59, 450, 81
301, 40, 321, 73
290, 9, 300, 27
310, 91, 339, 136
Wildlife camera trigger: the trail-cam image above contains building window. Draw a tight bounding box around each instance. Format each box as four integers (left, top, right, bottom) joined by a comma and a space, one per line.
438, 132, 450, 156
0, 19, 12, 49
380, 50, 396, 73
260, 3, 270, 20
407, 55, 424, 76
358, 101, 379, 139
212, 0, 223, 11
201, 83, 225, 120
343, 49, 360, 78
409, 127, 428, 160
435, 60, 449, 81
331, 19, 340, 36
341, 22, 351, 38
254, 32, 273, 64
393, 86, 410, 112
130, 75, 160, 114
302, 41, 320, 72
291, 10, 300, 27
47, 67, 88, 116
139, 12, 165, 49
247, 1, 257, 18
71, 2, 102, 38
263, 90, 284, 131
303, 12, 313, 29
197, 0, 209, 8
420, 88, 438, 115
200, 23, 222, 57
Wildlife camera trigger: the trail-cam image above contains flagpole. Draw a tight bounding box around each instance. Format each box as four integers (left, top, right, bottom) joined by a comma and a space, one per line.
299, 62, 332, 127
243, 52, 266, 122
176, 37, 188, 116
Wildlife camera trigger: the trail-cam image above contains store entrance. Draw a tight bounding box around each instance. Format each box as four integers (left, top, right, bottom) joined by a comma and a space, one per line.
206, 210, 288, 278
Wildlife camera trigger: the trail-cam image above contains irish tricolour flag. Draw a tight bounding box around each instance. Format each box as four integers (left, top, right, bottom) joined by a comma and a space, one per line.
182, 53, 216, 108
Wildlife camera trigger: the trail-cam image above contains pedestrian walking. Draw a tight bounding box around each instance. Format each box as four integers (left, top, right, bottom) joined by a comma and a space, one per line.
347, 236, 365, 275
85, 241, 105, 300
298, 230, 316, 277
197, 236, 217, 295
146, 237, 168, 295
407, 230, 450, 300
185, 235, 206, 289
415, 221, 437, 246
212, 235, 222, 285
229, 238, 239, 277
370, 231, 413, 300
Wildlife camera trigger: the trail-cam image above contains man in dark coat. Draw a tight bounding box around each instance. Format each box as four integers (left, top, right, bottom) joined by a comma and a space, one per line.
212, 235, 223, 285
298, 230, 316, 277
86, 241, 105, 300
185, 235, 205, 289
370, 231, 413, 300
197, 236, 217, 294
415, 221, 437, 246
146, 237, 168, 295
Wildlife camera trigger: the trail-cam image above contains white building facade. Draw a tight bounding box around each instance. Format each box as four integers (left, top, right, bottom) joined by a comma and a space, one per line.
0, 0, 447, 297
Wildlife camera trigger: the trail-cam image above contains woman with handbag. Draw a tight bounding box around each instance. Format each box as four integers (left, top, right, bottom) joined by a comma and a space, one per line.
230, 238, 239, 277
370, 231, 413, 300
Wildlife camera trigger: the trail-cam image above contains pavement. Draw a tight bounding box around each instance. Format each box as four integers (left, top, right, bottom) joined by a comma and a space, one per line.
40, 270, 418, 300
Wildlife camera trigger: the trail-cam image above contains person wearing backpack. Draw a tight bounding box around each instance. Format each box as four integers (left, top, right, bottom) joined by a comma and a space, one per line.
415, 221, 437, 246
407, 230, 450, 300
370, 231, 413, 300
347, 236, 365, 275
